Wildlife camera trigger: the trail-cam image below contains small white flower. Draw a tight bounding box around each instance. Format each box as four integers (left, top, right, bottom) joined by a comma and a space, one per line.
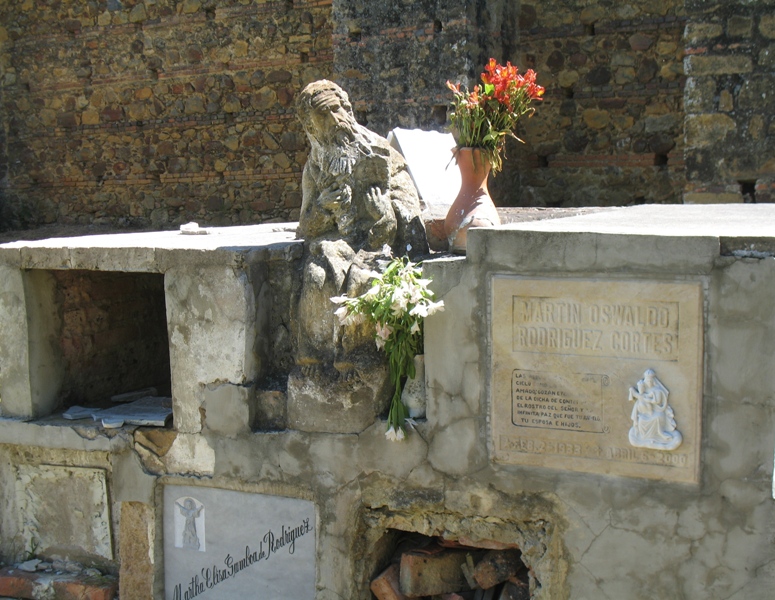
382, 243, 393, 257
330, 295, 349, 305
409, 303, 429, 318
375, 322, 393, 341
424, 300, 445, 316
410, 321, 421, 334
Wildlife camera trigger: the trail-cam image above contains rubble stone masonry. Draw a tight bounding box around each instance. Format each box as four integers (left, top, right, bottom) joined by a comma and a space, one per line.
0, 0, 772, 228
0, 0, 333, 229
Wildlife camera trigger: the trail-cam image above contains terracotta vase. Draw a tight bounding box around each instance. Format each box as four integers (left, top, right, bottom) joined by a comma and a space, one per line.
444, 147, 501, 254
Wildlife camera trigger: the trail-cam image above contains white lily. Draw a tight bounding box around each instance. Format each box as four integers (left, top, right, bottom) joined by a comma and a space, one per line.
385, 426, 405, 441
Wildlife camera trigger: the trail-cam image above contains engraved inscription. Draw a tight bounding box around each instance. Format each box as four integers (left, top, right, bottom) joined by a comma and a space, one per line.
512, 297, 679, 360
498, 435, 690, 467
511, 370, 606, 433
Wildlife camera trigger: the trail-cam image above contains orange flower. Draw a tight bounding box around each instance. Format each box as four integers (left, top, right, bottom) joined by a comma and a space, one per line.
447, 58, 543, 173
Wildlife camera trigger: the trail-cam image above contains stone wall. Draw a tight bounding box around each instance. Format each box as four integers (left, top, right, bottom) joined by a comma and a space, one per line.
332, 0, 518, 135
683, 1, 775, 204
498, 0, 687, 207
1, 1, 773, 230
0, 0, 332, 229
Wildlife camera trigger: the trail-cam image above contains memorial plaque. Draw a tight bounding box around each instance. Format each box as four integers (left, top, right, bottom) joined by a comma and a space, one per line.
164, 486, 315, 599
491, 277, 703, 483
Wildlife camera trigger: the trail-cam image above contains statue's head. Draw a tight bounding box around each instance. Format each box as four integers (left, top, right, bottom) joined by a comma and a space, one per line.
296, 80, 358, 145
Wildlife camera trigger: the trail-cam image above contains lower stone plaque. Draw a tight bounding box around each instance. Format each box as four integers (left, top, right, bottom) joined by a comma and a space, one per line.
164, 485, 315, 599
491, 276, 703, 483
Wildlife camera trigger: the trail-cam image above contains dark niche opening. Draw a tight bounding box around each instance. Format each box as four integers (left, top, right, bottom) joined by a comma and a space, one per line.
52, 269, 171, 410
368, 531, 532, 599
740, 180, 757, 203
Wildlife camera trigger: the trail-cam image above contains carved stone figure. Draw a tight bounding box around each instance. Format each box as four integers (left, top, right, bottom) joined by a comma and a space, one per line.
627, 369, 682, 451
293, 80, 427, 377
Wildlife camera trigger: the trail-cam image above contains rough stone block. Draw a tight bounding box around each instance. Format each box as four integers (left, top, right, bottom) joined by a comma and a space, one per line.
202, 382, 253, 436
119, 502, 156, 600
287, 367, 390, 434
727, 16, 753, 37
685, 114, 736, 147
399, 550, 470, 597
685, 23, 723, 43
370, 564, 406, 600
686, 55, 753, 76
760, 14, 775, 38
254, 389, 287, 431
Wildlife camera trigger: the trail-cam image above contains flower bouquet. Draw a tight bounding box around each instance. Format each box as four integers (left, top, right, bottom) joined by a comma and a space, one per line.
331, 257, 444, 441
447, 58, 545, 173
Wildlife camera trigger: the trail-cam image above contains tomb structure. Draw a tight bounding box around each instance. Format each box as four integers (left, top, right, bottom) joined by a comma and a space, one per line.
0, 204, 774, 599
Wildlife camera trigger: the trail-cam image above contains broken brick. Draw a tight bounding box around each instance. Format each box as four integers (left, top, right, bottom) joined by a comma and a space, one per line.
498, 578, 530, 600
473, 549, 524, 589
399, 550, 471, 597
0, 568, 35, 598
370, 564, 407, 600
0, 566, 117, 600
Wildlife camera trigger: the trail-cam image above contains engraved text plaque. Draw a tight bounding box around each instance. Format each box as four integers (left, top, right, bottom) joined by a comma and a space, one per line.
491, 277, 703, 482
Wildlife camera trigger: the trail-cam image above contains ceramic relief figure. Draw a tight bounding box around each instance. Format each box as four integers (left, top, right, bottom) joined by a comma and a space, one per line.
627, 369, 682, 451
294, 80, 428, 378
175, 497, 204, 551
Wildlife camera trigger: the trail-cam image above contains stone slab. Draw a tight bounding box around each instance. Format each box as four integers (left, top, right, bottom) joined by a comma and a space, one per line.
15, 465, 112, 561
0, 223, 300, 272
163, 485, 315, 600
491, 276, 703, 483
388, 128, 460, 210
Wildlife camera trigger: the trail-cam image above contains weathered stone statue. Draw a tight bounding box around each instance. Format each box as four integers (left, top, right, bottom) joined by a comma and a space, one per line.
288, 80, 428, 433
294, 80, 427, 373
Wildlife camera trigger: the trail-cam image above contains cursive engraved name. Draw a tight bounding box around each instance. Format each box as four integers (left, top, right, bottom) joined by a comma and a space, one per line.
172, 518, 312, 600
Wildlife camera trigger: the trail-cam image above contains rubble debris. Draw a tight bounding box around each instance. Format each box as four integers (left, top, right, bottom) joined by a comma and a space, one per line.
372, 537, 531, 600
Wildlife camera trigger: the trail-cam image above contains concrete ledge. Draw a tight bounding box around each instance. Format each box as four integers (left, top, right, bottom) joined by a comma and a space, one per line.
0, 418, 132, 452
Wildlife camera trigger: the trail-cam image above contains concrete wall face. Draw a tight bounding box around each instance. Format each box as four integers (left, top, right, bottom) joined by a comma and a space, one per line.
419, 218, 775, 599
0, 211, 773, 598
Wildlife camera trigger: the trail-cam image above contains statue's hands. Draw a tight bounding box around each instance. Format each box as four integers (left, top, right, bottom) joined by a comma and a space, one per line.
365, 186, 396, 250
319, 182, 352, 211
